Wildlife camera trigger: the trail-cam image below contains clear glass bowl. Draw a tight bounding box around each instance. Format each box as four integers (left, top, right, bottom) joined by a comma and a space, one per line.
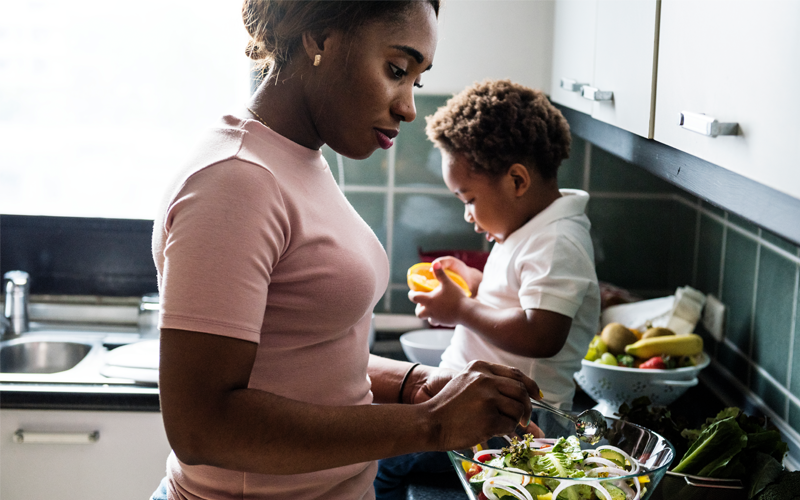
448, 406, 675, 500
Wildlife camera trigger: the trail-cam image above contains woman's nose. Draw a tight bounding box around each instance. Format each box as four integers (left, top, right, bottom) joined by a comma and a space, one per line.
392, 88, 417, 123
463, 206, 474, 223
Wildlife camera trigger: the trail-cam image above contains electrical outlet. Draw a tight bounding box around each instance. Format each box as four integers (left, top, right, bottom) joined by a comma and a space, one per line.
702, 294, 726, 342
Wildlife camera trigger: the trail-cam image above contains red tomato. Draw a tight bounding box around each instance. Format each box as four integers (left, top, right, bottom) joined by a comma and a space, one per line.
639, 356, 667, 369
466, 463, 482, 479
478, 493, 489, 500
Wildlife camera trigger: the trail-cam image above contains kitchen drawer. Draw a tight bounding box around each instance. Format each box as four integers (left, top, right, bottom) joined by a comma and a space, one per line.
1, 409, 171, 500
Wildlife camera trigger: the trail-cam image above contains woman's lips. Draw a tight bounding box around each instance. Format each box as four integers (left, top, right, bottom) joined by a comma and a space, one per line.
375, 128, 397, 149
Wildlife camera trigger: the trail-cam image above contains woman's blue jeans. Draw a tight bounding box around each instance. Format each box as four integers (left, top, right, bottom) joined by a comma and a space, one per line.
374, 451, 460, 500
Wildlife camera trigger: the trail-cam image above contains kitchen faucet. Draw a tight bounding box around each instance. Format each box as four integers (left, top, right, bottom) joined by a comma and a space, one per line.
3, 270, 30, 340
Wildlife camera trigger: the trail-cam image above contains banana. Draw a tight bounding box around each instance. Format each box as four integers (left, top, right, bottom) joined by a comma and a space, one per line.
624, 333, 703, 358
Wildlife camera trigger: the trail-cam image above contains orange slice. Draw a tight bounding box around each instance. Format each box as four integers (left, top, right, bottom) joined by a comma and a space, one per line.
407, 262, 472, 297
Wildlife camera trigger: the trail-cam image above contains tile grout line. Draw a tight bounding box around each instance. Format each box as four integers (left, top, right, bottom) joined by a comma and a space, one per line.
384, 143, 397, 313
715, 216, 728, 362
691, 197, 702, 288
721, 338, 800, 408
582, 141, 592, 193
785, 263, 799, 419
674, 195, 800, 265
707, 358, 800, 468
746, 229, 762, 387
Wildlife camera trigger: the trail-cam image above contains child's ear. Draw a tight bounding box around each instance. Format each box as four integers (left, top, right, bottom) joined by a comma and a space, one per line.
508, 163, 531, 196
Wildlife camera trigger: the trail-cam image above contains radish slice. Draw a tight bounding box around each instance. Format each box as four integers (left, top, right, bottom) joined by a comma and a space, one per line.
551, 479, 612, 500
482, 477, 534, 500
474, 449, 503, 463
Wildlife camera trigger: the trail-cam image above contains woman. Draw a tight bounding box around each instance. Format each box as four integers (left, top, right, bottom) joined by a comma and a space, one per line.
150, 1, 541, 499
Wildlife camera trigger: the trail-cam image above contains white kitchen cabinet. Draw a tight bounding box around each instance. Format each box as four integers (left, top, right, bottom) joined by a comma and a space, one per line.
420, 0, 554, 95
1, 409, 172, 500
550, 0, 660, 138
653, 0, 800, 201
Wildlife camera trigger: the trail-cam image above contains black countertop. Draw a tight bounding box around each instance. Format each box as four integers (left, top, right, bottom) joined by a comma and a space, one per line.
1, 340, 749, 499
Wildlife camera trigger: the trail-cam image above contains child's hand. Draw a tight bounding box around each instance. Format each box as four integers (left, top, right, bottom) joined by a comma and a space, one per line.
431, 256, 483, 297
409, 261, 471, 327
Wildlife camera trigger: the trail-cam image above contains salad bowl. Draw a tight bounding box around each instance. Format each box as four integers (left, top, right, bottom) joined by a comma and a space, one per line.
448, 406, 675, 500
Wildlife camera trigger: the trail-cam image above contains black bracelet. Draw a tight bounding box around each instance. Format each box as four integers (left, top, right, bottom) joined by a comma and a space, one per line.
398, 362, 421, 404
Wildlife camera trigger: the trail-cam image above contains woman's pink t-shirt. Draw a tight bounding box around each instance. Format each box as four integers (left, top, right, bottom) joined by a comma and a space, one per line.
152, 115, 389, 499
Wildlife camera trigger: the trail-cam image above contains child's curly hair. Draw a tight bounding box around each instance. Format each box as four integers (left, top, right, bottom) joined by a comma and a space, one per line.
425, 79, 571, 180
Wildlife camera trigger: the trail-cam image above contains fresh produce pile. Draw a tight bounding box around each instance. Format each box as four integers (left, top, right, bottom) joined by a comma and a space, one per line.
618, 398, 791, 500
584, 323, 704, 370
463, 435, 652, 500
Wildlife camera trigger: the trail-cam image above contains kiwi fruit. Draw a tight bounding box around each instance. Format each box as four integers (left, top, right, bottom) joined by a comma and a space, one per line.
642, 327, 676, 339
600, 323, 639, 355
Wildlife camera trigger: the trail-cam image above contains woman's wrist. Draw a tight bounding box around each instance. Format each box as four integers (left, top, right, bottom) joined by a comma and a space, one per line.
398, 362, 421, 404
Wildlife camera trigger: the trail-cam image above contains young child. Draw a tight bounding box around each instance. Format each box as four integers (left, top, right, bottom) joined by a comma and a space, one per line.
414, 78, 601, 411
374, 79, 600, 499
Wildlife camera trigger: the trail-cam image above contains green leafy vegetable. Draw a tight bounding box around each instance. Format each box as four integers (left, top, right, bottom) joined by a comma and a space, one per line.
672, 416, 748, 475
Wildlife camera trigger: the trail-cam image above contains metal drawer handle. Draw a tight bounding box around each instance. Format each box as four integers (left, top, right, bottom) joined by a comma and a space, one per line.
560, 78, 587, 92
678, 111, 738, 137
581, 86, 613, 101
14, 429, 100, 444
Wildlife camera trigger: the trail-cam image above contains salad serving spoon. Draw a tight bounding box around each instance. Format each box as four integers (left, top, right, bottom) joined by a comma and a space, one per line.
529, 398, 607, 445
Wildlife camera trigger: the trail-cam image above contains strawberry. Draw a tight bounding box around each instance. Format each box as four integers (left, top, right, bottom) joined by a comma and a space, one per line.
639, 356, 667, 369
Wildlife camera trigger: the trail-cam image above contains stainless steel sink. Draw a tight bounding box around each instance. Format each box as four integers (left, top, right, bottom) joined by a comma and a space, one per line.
0, 327, 144, 384
0, 340, 93, 374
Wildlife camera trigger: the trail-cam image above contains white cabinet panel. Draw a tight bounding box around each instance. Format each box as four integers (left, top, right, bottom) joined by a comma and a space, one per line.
421, 0, 554, 95
592, 0, 659, 138
550, 0, 597, 115
550, 0, 659, 138
1, 409, 172, 500
654, 0, 800, 200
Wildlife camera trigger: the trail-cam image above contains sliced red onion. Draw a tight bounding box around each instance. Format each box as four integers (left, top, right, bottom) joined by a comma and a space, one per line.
583, 457, 622, 469
586, 466, 630, 477
482, 477, 534, 500
615, 478, 639, 500
503, 467, 532, 486
551, 479, 612, 500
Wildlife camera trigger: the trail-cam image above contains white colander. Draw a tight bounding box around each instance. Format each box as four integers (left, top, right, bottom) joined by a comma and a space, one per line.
574, 352, 710, 415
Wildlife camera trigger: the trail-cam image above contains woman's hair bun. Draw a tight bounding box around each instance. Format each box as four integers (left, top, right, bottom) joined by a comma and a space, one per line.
241, 0, 440, 75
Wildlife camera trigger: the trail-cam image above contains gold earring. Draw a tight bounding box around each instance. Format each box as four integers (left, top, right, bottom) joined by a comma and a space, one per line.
313, 54, 321, 66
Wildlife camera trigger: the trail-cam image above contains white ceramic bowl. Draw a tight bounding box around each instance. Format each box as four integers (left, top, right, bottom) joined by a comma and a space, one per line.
574, 352, 711, 415
399, 328, 454, 366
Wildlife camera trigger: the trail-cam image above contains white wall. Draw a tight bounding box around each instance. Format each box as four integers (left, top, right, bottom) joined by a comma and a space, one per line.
420, 0, 554, 96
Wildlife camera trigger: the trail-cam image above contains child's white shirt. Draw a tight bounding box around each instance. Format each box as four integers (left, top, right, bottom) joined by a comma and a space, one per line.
439, 189, 601, 409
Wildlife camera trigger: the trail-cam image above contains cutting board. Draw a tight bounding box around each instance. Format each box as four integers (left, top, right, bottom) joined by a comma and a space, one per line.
100, 339, 159, 384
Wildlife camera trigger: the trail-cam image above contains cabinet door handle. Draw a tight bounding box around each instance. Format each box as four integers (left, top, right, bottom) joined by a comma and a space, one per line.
678, 111, 739, 137
14, 429, 100, 444
560, 78, 587, 92
581, 86, 614, 101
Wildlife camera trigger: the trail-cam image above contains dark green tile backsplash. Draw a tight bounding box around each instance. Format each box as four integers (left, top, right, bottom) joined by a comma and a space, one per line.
331, 93, 800, 435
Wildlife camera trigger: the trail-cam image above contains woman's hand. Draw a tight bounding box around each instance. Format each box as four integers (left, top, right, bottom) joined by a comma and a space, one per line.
409, 261, 472, 327
404, 365, 458, 404
421, 360, 542, 452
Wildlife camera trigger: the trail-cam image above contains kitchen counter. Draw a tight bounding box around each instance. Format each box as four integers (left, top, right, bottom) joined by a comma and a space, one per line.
0, 325, 755, 500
